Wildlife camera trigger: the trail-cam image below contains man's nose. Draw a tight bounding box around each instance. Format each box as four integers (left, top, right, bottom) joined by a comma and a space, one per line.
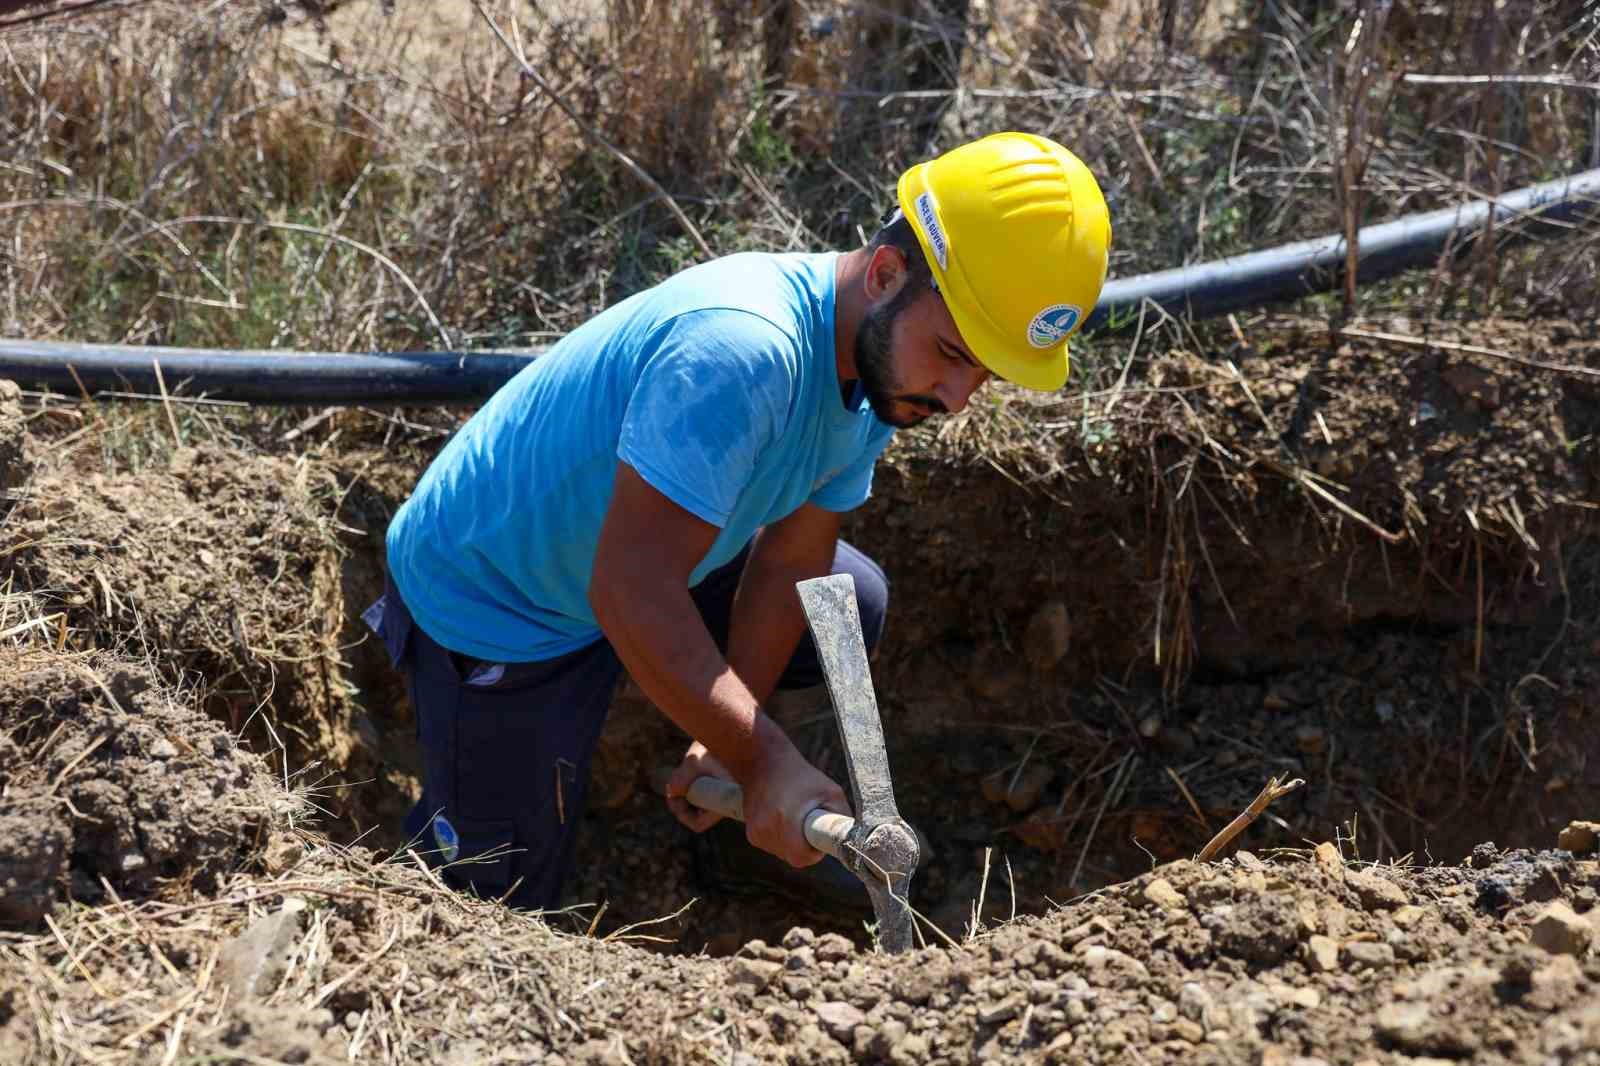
937, 367, 989, 414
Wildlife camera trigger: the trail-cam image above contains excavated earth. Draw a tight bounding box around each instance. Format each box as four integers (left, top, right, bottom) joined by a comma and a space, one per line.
1, 314, 1598, 1062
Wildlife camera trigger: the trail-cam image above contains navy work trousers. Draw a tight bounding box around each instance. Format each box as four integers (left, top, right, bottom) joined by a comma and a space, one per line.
367, 541, 888, 911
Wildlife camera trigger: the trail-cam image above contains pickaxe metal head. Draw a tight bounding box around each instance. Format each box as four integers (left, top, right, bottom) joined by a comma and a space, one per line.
796, 573, 920, 953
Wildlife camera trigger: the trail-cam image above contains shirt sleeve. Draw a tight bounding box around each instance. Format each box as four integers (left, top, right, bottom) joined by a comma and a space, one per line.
808, 430, 894, 513
617, 309, 797, 527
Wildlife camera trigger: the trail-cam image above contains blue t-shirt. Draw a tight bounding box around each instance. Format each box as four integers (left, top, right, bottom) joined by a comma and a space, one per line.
385, 251, 896, 662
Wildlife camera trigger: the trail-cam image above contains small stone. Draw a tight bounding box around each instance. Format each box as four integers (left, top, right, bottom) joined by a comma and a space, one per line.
890, 1031, 929, 1065
1138, 714, 1162, 739
782, 927, 816, 949
1143, 877, 1186, 911
1346, 869, 1407, 910
1270, 984, 1322, 1009
1343, 941, 1395, 972
1178, 982, 1213, 1024
1312, 928, 1337, 973
1023, 600, 1071, 672
147, 737, 178, 759
814, 933, 853, 962
813, 1002, 865, 1041
1558, 821, 1599, 855
1529, 902, 1593, 957
1312, 843, 1345, 881
730, 958, 782, 990
1078, 944, 1150, 985
218, 904, 305, 1000
1375, 1002, 1432, 1048
977, 998, 1020, 1025
1391, 905, 1427, 928
1062, 915, 1116, 945
1295, 896, 1321, 934
1171, 1018, 1205, 1043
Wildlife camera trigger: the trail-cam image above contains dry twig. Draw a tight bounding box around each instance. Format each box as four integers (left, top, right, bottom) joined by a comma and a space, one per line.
1196, 774, 1306, 862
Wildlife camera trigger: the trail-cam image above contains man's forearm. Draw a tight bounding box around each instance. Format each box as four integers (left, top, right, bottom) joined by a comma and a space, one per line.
592, 568, 787, 785
724, 553, 822, 705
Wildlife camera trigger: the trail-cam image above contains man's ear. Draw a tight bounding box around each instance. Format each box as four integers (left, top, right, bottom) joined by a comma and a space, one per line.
862, 244, 909, 303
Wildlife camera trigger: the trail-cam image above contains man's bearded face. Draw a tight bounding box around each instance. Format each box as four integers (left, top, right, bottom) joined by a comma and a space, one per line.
854, 282, 949, 429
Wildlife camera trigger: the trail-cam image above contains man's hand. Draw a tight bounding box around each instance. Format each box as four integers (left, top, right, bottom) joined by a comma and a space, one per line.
665, 736, 850, 869
740, 731, 851, 868
665, 742, 732, 833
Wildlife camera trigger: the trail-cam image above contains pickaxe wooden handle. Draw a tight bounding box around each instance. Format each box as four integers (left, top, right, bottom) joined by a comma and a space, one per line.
666, 773, 859, 861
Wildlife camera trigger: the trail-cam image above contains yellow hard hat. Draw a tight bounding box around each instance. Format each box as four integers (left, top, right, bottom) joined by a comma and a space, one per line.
897, 132, 1111, 391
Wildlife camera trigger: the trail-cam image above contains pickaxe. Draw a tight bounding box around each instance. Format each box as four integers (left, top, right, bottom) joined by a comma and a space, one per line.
674, 573, 921, 953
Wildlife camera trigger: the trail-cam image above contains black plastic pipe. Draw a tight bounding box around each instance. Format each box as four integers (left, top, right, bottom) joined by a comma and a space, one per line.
1084, 165, 1600, 332
3, 167, 1597, 405
0, 343, 536, 404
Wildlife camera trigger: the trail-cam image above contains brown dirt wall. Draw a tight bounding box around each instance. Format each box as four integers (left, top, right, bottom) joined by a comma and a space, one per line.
0, 442, 393, 823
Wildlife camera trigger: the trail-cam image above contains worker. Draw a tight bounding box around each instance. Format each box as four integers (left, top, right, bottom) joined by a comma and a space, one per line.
365, 131, 1111, 911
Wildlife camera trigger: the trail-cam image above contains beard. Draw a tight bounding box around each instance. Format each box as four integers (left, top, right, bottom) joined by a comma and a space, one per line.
853, 286, 948, 429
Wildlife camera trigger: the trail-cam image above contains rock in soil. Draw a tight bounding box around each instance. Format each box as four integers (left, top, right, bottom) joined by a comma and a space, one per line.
1558, 821, 1599, 855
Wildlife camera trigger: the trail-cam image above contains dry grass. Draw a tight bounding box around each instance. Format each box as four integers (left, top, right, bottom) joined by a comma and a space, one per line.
0, 0, 1591, 365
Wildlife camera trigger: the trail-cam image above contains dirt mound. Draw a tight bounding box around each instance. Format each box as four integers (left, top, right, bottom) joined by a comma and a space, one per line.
0, 650, 275, 928
0, 441, 374, 813
2, 816, 1596, 1064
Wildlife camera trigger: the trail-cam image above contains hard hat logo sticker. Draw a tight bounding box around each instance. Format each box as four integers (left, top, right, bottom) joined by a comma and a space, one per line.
914, 192, 949, 271
1027, 304, 1082, 348
432, 814, 460, 862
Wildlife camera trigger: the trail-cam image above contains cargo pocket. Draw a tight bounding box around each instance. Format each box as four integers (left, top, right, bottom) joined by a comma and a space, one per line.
430, 813, 520, 902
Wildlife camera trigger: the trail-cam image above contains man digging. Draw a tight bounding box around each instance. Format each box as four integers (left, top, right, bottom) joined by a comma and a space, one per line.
367, 132, 1111, 913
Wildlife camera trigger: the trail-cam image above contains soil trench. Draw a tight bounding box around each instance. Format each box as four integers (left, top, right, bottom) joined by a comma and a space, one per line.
1, 317, 1599, 1062
4, 317, 1596, 956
